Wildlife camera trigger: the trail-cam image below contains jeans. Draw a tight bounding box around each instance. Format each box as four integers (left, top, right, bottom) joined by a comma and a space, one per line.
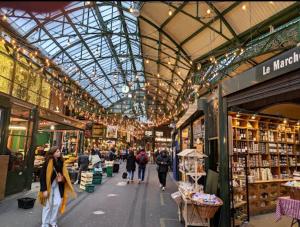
127, 170, 134, 180
158, 172, 167, 187
138, 166, 146, 181
41, 180, 62, 227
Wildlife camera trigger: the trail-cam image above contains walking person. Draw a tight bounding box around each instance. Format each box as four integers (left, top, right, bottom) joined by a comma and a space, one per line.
156, 150, 171, 191
126, 150, 136, 183
38, 146, 76, 227
74, 150, 90, 185
136, 149, 149, 184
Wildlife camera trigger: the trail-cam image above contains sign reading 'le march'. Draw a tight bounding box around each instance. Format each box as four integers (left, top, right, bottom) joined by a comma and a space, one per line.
257, 46, 300, 81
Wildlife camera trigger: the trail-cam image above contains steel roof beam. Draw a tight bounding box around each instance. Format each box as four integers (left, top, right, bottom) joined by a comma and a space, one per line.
117, 1, 144, 116
161, 2, 188, 29
25, 12, 113, 105
63, 11, 121, 100
180, 2, 241, 46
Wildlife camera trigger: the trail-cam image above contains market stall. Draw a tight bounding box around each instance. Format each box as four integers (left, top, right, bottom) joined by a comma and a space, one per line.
218, 46, 300, 226
172, 148, 222, 227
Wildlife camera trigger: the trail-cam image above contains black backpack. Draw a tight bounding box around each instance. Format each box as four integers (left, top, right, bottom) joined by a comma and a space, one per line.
122, 172, 128, 179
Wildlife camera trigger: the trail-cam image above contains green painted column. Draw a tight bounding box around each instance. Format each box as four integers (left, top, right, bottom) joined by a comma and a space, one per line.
218, 84, 230, 227
203, 101, 210, 173
24, 107, 39, 190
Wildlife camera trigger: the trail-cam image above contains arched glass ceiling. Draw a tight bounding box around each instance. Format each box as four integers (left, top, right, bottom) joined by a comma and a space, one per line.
1, 1, 147, 120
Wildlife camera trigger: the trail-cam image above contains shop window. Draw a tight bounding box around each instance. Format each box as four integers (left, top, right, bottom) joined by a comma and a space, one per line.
27, 70, 41, 105
12, 84, 28, 100
40, 79, 51, 108
40, 97, 50, 109
0, 53, 14, 94
14, 63, 29, 86
12, 63, 30, 101
7, 105, 33, 171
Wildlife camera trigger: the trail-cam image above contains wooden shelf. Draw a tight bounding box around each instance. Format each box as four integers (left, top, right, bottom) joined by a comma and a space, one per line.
249, 178, 293, 184
234, 201, 247, 208
230, 112, 300, 217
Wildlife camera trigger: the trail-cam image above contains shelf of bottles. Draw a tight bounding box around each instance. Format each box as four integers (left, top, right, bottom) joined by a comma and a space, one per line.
229, 112, 300, 219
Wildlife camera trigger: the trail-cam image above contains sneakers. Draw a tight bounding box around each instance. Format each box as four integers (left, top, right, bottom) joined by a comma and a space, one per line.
159, 183, 162, 188
138, 179, 141, 184
127, 180, 130, 184
162, 187, 165, 191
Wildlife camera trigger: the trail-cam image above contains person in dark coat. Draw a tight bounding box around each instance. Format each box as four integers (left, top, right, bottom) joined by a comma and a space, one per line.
156, 150, 171, 191
74, 150, 90, 184
126, 150, 136, 183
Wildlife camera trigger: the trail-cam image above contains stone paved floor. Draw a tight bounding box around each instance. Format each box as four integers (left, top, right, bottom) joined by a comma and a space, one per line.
0, 164, 183, 227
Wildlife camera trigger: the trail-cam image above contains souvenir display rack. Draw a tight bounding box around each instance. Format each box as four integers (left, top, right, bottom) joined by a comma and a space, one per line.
176, 148, 210, 227
229, 112, 300, 221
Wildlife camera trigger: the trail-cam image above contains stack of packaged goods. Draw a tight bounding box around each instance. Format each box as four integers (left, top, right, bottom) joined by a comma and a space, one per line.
80, 171, 94, 192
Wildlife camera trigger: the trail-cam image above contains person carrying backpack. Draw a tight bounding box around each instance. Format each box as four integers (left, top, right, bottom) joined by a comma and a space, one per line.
136, 149, 149, 184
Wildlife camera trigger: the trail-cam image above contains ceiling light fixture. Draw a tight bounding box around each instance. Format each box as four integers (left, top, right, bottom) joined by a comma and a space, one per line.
146, 59, 149, 64
251, 114, 256, 120
168, 8, 173, 16
242, 4, 247, 10
283, 118, 288, 124
207, 9, 211, 14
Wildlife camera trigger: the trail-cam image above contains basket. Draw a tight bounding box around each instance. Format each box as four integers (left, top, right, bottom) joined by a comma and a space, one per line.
17, 197, 36, 209
93, 175, 102, 184
85, 184, 95, 193
189, 194, 223, 219
284, 185, 300, 200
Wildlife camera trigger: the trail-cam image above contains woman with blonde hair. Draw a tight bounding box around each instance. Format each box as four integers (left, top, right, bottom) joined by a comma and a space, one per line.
38, 146, 76, 227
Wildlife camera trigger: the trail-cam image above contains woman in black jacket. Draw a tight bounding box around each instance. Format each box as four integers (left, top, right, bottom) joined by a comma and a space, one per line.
126, 150, 136, 183
156, 150, 171, 191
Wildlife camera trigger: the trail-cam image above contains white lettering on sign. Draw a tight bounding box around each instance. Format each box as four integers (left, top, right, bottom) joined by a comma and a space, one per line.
262, 51, 300, 76
272, 52, 299, 73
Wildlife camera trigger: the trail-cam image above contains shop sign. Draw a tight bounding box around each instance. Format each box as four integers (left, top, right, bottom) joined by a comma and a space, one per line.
145, 131, 153, 136
257, 46, 300, 81
39, 108, 85, 130
106, 125, 118, 139
155, 137, 172, 142
155, 131, 163, 137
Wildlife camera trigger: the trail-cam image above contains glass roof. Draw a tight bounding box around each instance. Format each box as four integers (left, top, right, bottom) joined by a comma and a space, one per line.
1, 1, 147, 120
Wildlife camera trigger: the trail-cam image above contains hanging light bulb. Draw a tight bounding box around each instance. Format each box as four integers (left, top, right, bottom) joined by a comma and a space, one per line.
242, 4, 247, 10
146, 59, 149, 64
129, 5, 134, 13
207, 9, 211, 14
168, 58, 171, 65
168, 8, 173, 16
197, 63, 201, 70
2, 14, 7, 21
157, 73, 160, 78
